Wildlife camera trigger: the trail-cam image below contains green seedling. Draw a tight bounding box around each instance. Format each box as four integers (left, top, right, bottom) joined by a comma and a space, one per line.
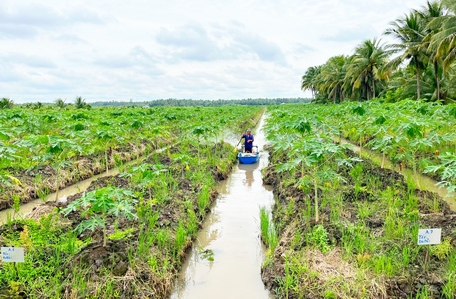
61, 186, 137, 247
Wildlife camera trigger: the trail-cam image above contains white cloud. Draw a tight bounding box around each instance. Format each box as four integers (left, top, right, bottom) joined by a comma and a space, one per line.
1, 53, 57, 68
54, 34, 89, 44
231, 30, 286, 64
321, 25, 378, 43
0, 24, 38, 39
293, 43, 316, 54
155, 23, 286, 64
0, 3, 106, 28
156, 23, 225, 62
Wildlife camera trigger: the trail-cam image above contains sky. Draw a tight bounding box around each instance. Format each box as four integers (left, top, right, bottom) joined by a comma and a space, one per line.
0, 0, 429, 103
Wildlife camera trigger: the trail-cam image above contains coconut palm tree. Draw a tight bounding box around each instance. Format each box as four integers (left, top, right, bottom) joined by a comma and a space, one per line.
418, 1, 447, 101
0, 97, 14, 109
345, 38, 393, 101
301, 66, 321, 99
74, 96, 87, 109
385, 11, 429, 100
317, 55, 350, 103
426, 1, 456, 69
55, 98, 66, 108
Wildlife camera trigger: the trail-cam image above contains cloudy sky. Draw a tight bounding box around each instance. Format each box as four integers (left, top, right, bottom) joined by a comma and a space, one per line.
1, 0, 427, 103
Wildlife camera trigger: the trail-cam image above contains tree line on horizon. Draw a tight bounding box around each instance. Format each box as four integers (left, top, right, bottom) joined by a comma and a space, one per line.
91, 98, 311, 107
0, 97, 311, 110
301, 0, 456, 104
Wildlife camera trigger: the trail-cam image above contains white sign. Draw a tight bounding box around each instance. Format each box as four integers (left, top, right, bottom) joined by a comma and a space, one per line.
1, 247, 25, 263
418, 229, 442, 245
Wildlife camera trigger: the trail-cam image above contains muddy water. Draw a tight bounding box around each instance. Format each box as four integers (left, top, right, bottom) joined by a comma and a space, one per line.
340, 138, 456, 212
170, 117, 274, 299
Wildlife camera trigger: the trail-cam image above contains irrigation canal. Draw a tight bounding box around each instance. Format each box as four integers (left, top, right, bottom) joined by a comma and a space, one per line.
169, 115, 273, 298
0, 167, 121, 224
338, 138, 456, 212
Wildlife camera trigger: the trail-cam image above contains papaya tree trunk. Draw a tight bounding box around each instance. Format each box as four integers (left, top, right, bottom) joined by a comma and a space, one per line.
434, 60, 440, 102
103, 213, 108, 247
105, 149, 109, 174
412, 153, 421, 189
55, 166, 60, 201
313, 167, 319, 223
416, 62, 421, 100
359, 135, 363, 158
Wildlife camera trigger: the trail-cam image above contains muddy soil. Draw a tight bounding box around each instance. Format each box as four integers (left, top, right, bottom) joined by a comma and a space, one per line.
0, 141, 156, 211
262, 146, 456, 298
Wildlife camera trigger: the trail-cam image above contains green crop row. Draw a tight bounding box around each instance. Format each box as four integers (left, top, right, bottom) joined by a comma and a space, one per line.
267, 100, 456, 194
0, 105, 262, 210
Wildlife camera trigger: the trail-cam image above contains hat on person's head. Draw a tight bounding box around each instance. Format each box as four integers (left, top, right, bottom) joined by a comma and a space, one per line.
247, 129, 251, 132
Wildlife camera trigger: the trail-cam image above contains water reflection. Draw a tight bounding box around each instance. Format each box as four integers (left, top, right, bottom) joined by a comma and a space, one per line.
238, 163, 258, 187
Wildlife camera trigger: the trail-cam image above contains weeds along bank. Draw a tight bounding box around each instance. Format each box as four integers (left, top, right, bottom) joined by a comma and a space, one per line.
0, 106, 263, 298
260, 104, 456, 299
0, 105, 261, 211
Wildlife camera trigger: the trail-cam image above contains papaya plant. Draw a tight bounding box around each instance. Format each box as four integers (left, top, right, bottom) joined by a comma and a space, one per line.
61, 187, 137, 247
424, 152, 456, 193
191, 125, 210, 165
349, 105, 374, 158
46, 135, 82, 200
276, 134, 358, 222
131, 163, 168, 200
392, 120, 433, 188
367, 133, 394, 169
0, 141, 20, 169
95, 129, 124, 174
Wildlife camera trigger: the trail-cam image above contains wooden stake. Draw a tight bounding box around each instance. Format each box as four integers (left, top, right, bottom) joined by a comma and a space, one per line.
423, 246, 429, 273
13, 262, 19, 279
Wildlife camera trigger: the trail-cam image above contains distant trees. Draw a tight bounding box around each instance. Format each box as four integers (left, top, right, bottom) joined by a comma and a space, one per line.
55, 98, 66, 108
91, 98, 312, 107
0, 97, 14, 109
0, 97, 310, 109
74, 96, 91, 109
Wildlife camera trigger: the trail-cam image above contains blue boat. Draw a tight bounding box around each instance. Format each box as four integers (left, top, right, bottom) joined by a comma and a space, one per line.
237, 146, 260, 164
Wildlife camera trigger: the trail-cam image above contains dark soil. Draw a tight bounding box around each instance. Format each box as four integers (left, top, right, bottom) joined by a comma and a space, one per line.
261, 146, 456, 299
0, 142, 150, 211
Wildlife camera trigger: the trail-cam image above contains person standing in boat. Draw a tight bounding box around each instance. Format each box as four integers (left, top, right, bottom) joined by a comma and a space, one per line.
241, 129, 254, 153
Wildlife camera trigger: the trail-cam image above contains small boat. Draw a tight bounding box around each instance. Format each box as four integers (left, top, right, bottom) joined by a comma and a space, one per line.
237, 146, 260, 164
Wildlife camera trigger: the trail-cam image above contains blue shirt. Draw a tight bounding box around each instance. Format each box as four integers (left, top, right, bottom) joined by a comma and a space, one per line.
242, 133, 254, 148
